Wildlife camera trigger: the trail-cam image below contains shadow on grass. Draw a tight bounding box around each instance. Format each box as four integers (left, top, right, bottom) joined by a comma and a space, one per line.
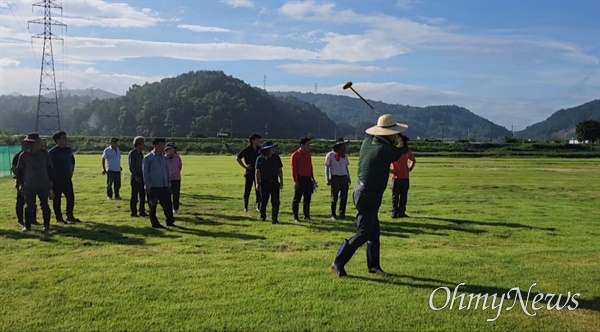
53, 222, 180, 246
180, 193, 232, 202
348, 274, 599, 312
197, 213, 255, 222
380, 220, 486, 235
168, 224, 266, 241
0, 228, 42, 240
415, 216, 556, 232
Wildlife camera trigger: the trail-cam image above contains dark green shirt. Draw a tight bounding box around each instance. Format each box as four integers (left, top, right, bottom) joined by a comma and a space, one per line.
357, 136, 407, 192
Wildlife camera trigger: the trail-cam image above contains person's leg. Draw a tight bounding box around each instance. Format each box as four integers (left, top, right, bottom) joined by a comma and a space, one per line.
130, 177, 138, 215
260, 185, 270, 221
366, 217, 385, 274
243, 172, 252, 211
302, 177, 312, 219
114, 172, 122, 199
254, 180, 261, 212
399, 179, 410, 216
391, 178, 401, 217
52, 179, 65, 222
330, 177, 340, 219
172, 180, 181, 211
339, 178, 349, 219
292, 181, 303, 221
271, 183, 280, 223
159, 187, 175, 225
23, 190, 36, 230
106, 172, 114, 198
147, 188, 162, 227
37, 189, 51, 232
65, 178, 77, 220
16, 190, 24, 225
139, 181, 147, 215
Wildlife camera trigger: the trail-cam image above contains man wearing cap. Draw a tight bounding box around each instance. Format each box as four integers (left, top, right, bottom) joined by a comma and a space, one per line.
102, 137, 122, 200
128, 136, 147, 217
325, 138, 351, 220
390, 149, 416, 218
236, 133, 262, 212
16, 133, 54, 233
11, 139, 36, 227
165, 142, 182, 214
142, 138, 175, 228
290, 137, 316, 222
255, 141, 283, 224
330, 114, 409, 277
48, 131, 80, 223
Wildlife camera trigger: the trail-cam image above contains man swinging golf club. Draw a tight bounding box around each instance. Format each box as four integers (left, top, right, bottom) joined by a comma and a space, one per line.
331, 113, 409, 277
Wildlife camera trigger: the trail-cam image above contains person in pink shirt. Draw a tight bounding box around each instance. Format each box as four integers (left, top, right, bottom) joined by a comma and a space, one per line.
390, 149, 416, 218
165, 142, 183, 214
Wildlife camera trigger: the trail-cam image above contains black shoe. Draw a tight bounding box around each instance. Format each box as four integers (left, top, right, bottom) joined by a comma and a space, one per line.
399, 213, 409, 218
42, 227, 50, 234
391, 213, 400, 219
272, 220, 280, 224
56, 219, 67, 224
303, 216, 312, 220
330, 264, 348, 277
260, 216, 266, 221
339, 215, 346, 220
368, 267, 389, 277
32, 220, 40, 225
166, 222, 175, 226
131, 213, 139, 217
66, 216, 81, 223
139, 211, 149, 217
152, 223, 165, 229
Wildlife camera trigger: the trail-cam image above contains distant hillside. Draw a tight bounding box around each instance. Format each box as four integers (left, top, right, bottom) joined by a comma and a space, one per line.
67, 70, 337, 138
515, 100, 600, 140
61, 88, 120, 100
271, 91, 510, 141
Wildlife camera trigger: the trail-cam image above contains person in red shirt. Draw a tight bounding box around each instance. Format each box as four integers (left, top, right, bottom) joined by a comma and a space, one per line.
390, 149, 416, 218
290, 137, 316, 222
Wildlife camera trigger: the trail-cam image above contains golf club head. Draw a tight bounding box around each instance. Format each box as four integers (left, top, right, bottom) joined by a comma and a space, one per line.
343, 82, 353, 90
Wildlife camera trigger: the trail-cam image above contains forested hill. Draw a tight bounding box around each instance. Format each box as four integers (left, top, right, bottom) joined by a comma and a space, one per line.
271, 91, 511, 141
515, 100, 600, 140
62, 71, 338, 138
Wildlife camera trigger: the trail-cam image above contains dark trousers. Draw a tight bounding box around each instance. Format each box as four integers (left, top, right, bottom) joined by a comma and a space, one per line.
391, 178, 410, 215
330, 175, 349, 218
106, 171, 121, 198
171, 180, 181, 211
243, 172, 260, 210
53, 177, 75, 220
148, 187, 174, 226
292, 176, 313, 219
24, 187, 51, 230
130, 177, 146, 214
260, 181, 280, 222
16, 190, 37, 224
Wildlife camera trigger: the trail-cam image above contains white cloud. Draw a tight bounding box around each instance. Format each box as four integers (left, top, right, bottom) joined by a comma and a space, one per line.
278, 63, 397, 77
0, 58, 20, 67
279, 1, 335, 18
318, 33, 409, 62
395, 0, 420, 10
221, 0, 254, 8
418, 16, 448, 25
178, 24, 232, 33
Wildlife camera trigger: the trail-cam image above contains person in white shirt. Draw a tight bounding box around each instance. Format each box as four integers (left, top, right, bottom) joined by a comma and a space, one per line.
325, 138, 351, 220
101, 137, 122, 200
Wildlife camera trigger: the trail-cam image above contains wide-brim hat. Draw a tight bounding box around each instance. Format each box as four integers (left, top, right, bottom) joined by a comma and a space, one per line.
261, 141, 277, 151
365, 114, 408, 136
333, 138, 349, 147
23, 132, 41, 142
109, 137, 119, 143
165, 142, 177, 150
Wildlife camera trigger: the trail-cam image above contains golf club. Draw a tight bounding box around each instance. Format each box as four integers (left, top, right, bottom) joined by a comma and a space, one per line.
342, 81, 380, 115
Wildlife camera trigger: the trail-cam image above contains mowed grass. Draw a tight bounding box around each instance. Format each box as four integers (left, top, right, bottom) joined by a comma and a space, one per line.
0, 155, 599, 331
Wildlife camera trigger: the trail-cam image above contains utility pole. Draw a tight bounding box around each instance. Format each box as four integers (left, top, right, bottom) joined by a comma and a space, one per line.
29, 0, 66, 135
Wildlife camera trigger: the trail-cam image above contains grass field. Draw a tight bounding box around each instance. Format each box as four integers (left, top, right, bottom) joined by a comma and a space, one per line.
1, 155, 599, 331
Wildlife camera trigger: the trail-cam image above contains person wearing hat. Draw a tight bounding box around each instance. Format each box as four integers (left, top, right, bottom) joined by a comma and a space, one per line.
101, 137, 122, 200
48, 131, 80, 223
390, 148, 416, 218
11, 139, 37, 227
165, 142, 182, 214
290, 137, 316, 222
325, 138, 351, 220
142, 138, 175, 228
15, 132, 54, 233
128, 136, 148, 217
255, 141, 283, 224
236, 133, 262, 212
330, 114, 409, 277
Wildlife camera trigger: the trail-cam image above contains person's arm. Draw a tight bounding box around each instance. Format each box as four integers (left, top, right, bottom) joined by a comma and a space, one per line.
278, 167, 284, 189
236, 156, 247, 170
254, 158, 261, 191
291, 152, 298, 189
128, 151, 136, 175
178, 156, 182, 172
142, 155, 151, 191
409, 152, 416, 172
309, 155, 315, 183
11, 153, 19, 177
71, 153, 76, 176
346, 164, 351, 184
47, 152, 54, 199
325, 165, 331, 185
16, 154, 25, 191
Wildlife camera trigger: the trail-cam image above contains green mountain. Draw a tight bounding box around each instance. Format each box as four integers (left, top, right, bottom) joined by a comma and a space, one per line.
271, 91, 511, 141
514, 100, 600, 140
66, 70, 336, 138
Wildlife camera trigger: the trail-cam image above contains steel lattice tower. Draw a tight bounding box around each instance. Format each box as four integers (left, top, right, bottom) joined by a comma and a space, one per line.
28, 0, 66, 134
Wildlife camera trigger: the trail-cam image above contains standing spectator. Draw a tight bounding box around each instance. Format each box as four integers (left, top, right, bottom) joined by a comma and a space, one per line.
255, 141, 283, 224
142, 138, 174, 228
48, 131, 80, 224
102, 137, 122, 200
16, 133, 54, 233
330, 114, 409, 277
11, 140, 36, 227
128, 136, 147, 217
390, 149, 416, 218
290, 137, 316, 222
325, 138, 351, 220
236, 133, 262, 212
165, 142, 182, 214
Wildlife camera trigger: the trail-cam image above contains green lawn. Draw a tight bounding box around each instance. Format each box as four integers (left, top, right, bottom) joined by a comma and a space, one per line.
1, 155, 599, 331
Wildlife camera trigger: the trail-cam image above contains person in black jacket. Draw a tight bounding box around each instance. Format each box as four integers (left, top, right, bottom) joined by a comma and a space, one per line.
128, 136, 148, 217
48, 131, 80, 223
11, 140, 37, 227
236, 133, 262, 212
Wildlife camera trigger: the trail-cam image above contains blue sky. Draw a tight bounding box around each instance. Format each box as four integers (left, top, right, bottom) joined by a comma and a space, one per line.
1, 0, 598, 130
